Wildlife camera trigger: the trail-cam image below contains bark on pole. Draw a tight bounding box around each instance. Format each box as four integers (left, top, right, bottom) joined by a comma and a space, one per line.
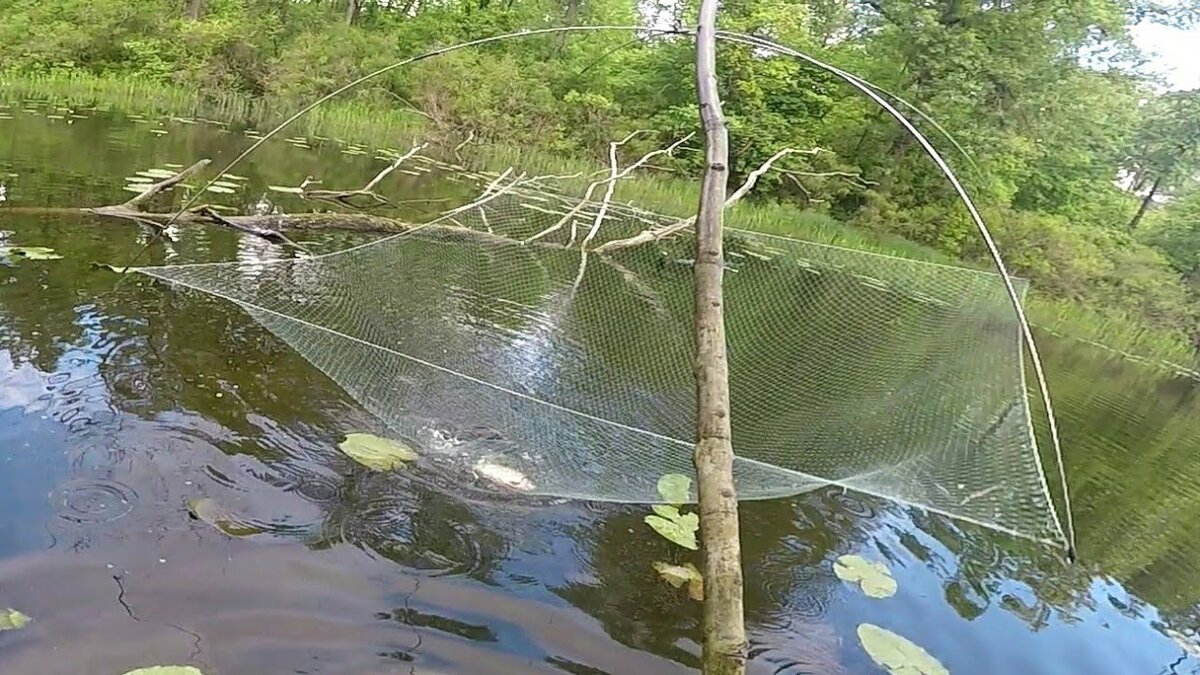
692, 2, 748, 674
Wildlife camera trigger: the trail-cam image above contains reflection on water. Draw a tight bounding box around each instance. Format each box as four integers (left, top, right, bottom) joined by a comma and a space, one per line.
0, 104, 1199, 673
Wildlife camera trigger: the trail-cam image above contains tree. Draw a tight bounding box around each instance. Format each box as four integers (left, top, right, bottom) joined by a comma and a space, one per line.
1123, 90, 1200, 230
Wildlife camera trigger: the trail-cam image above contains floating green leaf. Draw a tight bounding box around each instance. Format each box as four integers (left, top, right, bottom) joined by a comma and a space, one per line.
857, 624, 948, 675
205, 185, 236, 194
136, 169, 178, 179
187, 498, 264, 537
0, 246, 62, 260
0, 608, 31, 631
653, 561, 704, 601
834, 554, 898, 599
644, 512, 699, 550
651, 504, 680, 520
656, 473, 691, 504
338, 433, 418, 471
120, 662, 205, 667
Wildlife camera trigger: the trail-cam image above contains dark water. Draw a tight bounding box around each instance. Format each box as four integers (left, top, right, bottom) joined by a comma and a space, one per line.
1, 103, 1199, 675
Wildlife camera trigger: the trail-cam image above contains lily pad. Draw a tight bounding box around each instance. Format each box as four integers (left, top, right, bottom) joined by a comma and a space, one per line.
122, 667, 205, 675
651, 504, 680, 520
338, 433, 418, 471
136, 169, 178, 179
653, 561, 704, 601
656, 473, 691, 504
0, 608, 31, 631
834, 554, 898, 599
0, 246, 62, 260
644, 511, 699, 550
205, 185, 236, 194
187, 498, 264, 537
857, 624, 948, 675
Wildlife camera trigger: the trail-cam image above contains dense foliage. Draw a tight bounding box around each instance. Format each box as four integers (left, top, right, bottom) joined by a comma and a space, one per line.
2, 0, 1200, 348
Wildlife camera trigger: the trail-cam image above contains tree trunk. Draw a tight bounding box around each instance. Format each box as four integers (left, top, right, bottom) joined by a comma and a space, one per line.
346, 0, 360, 25
185, 0, 204, 20
1128, 175, 1162, 231
692, 3, 747, 675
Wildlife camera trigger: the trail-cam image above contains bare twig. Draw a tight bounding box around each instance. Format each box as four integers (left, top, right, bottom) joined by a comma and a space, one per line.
438, 168, 531, 223
594, 146, 809, 254
453, 130, 477, 162
524, 132, 694, 246
365, 143, 430, 192
306, 143, 430, 208
122, 159, 211, 208
778, 168, 877, 189
580, 132, 694, 251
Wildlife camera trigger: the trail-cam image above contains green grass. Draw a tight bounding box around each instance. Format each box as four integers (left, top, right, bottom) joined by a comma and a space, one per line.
0, 71, 425, 147
1026, 299, 1195, 365
3, 71, 1195, 366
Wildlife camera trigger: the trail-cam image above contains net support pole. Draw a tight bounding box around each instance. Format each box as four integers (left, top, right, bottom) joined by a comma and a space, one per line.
693, 4, 747, 674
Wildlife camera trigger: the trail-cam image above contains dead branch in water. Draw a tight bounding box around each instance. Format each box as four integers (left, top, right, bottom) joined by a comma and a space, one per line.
24, 133, 809, 264
593, 147, 816, 254
524, 131, 694, 246
303, 142, 429, 209
123, 159, 211, 208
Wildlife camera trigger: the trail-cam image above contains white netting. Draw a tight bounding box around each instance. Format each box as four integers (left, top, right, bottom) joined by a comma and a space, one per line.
137, 172, 1066, 547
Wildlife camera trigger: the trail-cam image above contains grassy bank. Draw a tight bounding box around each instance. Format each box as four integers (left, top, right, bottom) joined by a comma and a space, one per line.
2, 72, 1194, 365
0, 71, 425, 149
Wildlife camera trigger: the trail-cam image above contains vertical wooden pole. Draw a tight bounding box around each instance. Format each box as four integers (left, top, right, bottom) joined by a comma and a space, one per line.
692, 4, 747, 675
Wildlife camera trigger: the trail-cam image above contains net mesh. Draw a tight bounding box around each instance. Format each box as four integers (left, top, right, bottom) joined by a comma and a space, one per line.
138, 169, 1067, 547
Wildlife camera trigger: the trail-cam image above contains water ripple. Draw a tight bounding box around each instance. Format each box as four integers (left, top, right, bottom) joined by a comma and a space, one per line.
54, 478, 137, 523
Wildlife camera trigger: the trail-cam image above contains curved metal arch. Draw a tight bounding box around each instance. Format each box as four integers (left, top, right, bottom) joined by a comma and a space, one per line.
167, 24, 1075, 557
719, 30, 1076, 558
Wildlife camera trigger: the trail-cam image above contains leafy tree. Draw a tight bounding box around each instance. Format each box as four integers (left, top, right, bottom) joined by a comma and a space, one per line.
1122, 90, 1200, 230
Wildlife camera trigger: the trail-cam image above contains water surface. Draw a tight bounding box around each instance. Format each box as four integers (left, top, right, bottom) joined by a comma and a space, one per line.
1, 103, 1198, 674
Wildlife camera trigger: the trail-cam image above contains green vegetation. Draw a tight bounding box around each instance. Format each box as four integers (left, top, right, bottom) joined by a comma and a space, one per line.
3, 0, 1200, 360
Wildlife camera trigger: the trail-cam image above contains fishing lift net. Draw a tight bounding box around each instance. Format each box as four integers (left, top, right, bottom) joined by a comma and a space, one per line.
138, 168, 1068, 548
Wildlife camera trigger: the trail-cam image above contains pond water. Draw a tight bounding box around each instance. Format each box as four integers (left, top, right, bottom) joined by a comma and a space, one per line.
1, 103, 1199, 675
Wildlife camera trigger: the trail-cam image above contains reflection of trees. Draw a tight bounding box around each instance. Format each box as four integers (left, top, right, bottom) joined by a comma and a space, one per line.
1033, 337, 1200, 621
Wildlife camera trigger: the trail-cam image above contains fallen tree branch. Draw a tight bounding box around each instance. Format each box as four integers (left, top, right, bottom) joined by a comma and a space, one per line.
304, 142, 430, 208
524, 132, 693, 246
593, 146, 817, 254
123, 159, 211, 208
580, 133, 694, 251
